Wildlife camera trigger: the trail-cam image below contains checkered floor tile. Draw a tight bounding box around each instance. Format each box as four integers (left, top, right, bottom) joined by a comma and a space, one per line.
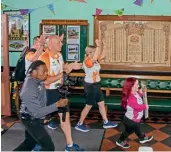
1, 111, 171, 151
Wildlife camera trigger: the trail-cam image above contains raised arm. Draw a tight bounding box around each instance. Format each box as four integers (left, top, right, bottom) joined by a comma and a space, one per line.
26, 35, 45, 62
98, 40, 106, 63
92, 39, 101, 61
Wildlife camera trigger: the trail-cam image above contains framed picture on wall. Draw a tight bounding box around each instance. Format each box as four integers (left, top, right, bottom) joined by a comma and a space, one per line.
67, 26, 80, 44
66, 44, 80, 61
42, 25, 56, 35
3, 10, 30, 52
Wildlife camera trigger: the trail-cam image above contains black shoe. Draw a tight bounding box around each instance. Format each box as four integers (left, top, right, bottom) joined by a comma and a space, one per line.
116, 140, 130, 148
140, 134, 153, 144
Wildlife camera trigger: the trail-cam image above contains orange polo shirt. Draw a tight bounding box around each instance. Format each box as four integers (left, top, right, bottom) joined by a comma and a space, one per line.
39, 49, 64, 89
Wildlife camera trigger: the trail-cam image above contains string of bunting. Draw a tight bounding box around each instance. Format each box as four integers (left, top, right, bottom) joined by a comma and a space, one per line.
1, 0, 87, 15
1, 2, 56, 15
94, 0, 170, 19
1, 0, 170, 17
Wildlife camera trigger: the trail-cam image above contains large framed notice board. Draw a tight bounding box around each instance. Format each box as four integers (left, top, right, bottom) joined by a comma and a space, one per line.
94, 15, 171, 72
40, 20, 89, 62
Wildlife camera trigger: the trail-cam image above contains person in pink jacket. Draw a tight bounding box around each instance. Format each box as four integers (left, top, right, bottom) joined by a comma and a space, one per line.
116, 77, 153, 148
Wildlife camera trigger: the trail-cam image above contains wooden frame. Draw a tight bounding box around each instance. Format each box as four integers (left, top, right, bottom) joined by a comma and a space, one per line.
3, 10, 30, 52
93, 15, 171, 72
1, 14, 11, 116
40, 20, 88, 36
39, 20, 89, 45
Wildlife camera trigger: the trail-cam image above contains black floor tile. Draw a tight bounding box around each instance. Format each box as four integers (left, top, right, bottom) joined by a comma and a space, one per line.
107, 133, 121, 143
115, 122, 125, 132
160, 136, 171, 148
140, 123, 156, 133
87, 121, 104, 129
159, 125, 171, 135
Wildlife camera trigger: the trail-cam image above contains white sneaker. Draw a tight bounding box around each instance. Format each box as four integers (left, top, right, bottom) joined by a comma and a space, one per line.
140, 134, 153, 144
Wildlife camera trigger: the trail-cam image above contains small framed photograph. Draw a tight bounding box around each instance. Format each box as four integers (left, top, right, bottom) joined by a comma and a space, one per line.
42, 25, 56, 35
66, 44, 80, 61
67, 26, 80, 44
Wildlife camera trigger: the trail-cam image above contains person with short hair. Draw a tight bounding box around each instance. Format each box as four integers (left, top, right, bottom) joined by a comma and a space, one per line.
25, 35, 46, 74
38, 34, 84, 151
13, 60, 68, 151
75, 39, 118, 133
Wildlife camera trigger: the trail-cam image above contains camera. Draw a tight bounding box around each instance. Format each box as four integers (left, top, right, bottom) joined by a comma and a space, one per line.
56, 72, 77, 121
57, 72, 77, 98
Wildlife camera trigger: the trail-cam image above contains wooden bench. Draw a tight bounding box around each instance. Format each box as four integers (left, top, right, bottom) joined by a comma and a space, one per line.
12, 72, 171, 115
68, 72, 171, 113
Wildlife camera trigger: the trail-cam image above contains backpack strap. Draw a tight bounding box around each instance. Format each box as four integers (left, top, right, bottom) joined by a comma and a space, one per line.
20, 46, 29, 57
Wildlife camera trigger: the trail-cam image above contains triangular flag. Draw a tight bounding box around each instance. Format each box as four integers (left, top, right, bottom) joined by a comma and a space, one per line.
95, 8, 102, 15
115, 8, 124, 17
1, 3, 7, 10
20, 9, 29, 15
47, 3, 55, 15
74, 0, 86, 3
134, 0, 143, 6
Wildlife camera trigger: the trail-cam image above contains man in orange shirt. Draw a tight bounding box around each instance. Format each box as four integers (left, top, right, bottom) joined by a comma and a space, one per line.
38, 34, 84, 151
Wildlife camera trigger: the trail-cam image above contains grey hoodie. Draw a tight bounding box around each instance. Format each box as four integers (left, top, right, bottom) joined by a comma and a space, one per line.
20, 76, 58, 119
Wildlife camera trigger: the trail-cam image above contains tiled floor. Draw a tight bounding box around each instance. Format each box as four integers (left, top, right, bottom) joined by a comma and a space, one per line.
1, 111, 171, 151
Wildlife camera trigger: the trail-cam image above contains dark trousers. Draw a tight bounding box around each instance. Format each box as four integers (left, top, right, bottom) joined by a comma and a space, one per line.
119, 116, 144, 141
14, 118, 55, 151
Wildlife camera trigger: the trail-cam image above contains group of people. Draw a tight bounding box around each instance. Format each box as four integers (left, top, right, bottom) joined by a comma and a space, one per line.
14, 34, 153, 151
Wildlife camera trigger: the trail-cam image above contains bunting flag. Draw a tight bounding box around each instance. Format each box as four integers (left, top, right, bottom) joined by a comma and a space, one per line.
95, 8, 103, 15
47, 3, 55, 15
115, 8, 124, 17
1, 3, 7, 10
134, 0, 143, 6
19, 9, 29, 15
19, 8, 35, 15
